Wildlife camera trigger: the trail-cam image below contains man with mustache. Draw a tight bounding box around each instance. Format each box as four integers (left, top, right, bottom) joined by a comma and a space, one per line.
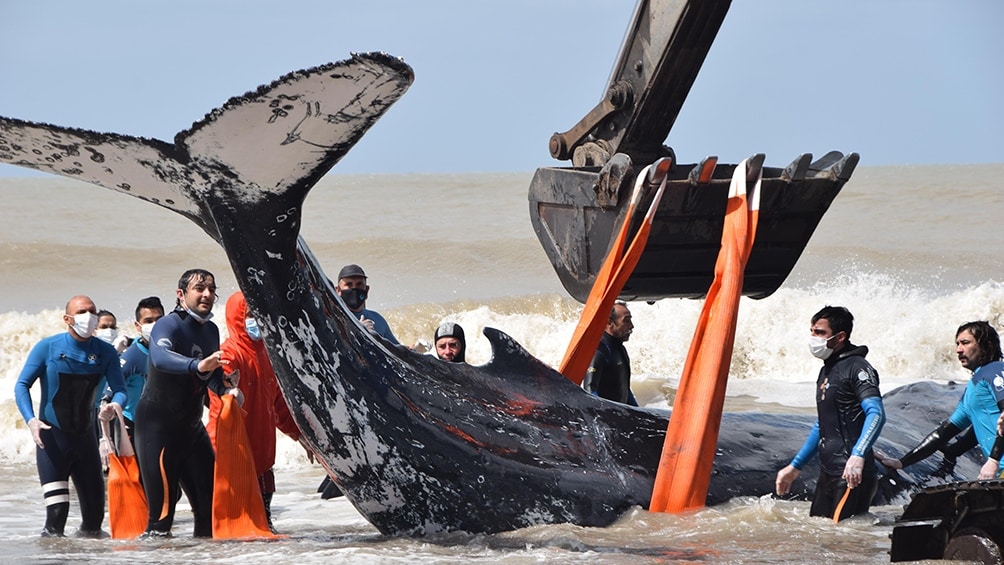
878, 321, 1004, 480
133, 269, 242, 537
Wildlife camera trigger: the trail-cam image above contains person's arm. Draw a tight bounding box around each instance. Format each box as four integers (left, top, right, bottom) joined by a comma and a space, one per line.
583, 346, 607, 396
776, 421, 819, 495
842, 396, 885, 488
367, 311, 400, 346
14, 341, 47, 423
148, 315, 202, 374
97, 347, 129, 422
898, 420, 963, 468
14, 341, 52, 447
790, 421, 820, 470
980, 400, 1004, 479
104, 351, 128, 407
851, 396, 885, 457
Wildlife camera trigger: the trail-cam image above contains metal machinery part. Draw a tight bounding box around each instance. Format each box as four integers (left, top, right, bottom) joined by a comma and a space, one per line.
891, 480, 1004, 564
528, 0, 858, 302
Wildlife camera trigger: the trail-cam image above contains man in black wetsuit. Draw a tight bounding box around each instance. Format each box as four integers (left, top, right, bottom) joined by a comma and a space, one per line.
775, 306, 886, 521
133, 269, 241, 537
433, 322, 466, 363
583, 301, 638, 406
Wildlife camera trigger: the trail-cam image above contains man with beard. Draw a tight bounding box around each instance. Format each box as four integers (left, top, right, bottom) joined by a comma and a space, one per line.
776, 305, 886, 521
583, 301, 638, 406
133, 269, 242, 537
878, 321, 1004, 480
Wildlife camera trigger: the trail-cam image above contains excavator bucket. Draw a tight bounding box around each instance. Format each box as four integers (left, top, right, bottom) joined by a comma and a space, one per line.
529, 0, 858, 301
529, 151, 857, 301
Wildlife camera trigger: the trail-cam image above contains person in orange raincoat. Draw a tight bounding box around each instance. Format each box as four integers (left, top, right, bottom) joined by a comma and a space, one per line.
207, 291, 308, 531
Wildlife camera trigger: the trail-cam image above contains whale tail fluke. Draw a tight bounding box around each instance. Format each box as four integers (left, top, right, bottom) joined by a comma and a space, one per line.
0, 52, 415, 244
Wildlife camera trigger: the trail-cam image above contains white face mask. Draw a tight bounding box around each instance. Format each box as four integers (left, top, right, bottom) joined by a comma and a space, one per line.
71, 312, 99, 339
184, 306, 213, 324
808, 335, 834, 360
94, 327, 118, 344
140, 322, 156, 343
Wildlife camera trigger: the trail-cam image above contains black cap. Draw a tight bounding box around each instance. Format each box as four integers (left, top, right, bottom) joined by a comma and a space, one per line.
435, 322, 465, 342
338, 264, 367, 280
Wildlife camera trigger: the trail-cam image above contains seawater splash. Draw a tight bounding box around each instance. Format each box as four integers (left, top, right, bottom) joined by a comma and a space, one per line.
386, 273, 1004, 411
3, 273, 1003, 470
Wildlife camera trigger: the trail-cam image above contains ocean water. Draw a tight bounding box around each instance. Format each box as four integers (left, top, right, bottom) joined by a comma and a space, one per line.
1, 164, 1003, 563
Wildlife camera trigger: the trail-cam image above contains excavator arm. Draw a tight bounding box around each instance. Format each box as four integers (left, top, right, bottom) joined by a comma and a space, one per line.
550, 0, 732, 167
529, 0, 858, 302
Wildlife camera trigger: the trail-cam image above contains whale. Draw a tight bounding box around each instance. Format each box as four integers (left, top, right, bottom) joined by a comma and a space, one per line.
0, 54, 982, 535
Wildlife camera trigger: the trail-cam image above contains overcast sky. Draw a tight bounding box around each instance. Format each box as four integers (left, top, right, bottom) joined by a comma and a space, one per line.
1, 1, 1001, 175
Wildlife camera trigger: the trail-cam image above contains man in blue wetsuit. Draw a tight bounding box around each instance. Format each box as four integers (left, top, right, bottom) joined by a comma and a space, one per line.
877, 321, 1004, 479
775, 306, 886, 521
14, 294, 128, 537
113, 296, 165, 443
334, 264, 400, 345
133, 269, 242, 537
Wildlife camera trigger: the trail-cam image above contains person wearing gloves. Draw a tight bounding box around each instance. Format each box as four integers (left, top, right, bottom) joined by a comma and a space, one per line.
132, 269, 242, 537
14, 294, 127, 537
877, 321, 1004, 480
206, 291, 308, 532
775, 306, 886, 521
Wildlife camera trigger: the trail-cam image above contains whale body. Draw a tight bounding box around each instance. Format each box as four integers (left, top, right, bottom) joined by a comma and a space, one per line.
0, 55, 980, 535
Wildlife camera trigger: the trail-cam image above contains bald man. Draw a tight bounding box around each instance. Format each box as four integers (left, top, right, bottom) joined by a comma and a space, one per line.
14, 295, 127, 536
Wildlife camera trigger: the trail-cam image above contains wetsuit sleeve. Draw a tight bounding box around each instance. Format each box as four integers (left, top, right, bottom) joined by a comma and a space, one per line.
991, 399, 1004, 461
367, 310, 400, 346
942, 426, 979, 459
14, 339, 48, 422
990, 435, 1004, 461
851, 360, 882, 401
100, 342, 128, 406
100, 382, 113, 404
851, 396, 885, 457
790, 421, 820, 470
583, 347, 607, 395
205, 368, 227, 397
899, 420, 963, 468
149, 315, 202, 375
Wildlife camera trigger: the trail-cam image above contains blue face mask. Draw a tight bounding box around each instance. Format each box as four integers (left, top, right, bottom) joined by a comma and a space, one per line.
245, 317, 262, 341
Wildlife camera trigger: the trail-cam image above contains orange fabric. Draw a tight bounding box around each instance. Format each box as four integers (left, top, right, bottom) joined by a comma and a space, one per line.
559, 167, 667, 384
833, 486, 852, 522
207, 292, 301, 478
104, 420, 148, 539
212, 394, 276, 539
650, 161, 761, 513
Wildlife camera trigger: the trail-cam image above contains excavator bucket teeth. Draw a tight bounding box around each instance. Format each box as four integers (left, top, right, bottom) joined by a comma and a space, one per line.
528, 153, 855, 302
